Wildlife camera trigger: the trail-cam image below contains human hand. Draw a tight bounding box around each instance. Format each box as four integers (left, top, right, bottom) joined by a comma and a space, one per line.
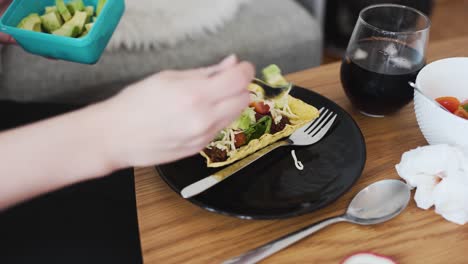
102, 55, 255, 168
0, 0, 15, 44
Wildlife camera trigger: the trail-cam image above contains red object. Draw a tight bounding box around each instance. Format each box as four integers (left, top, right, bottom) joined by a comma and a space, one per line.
435, 96, 460, 113
461, 99, 468, 111
454, 107, 468, 120
250, 101, 270, 115
234, 132, 247, 148
341, 252, 397, 264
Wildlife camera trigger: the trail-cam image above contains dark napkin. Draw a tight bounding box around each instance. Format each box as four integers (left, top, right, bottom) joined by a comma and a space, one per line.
0, 101, 142, 264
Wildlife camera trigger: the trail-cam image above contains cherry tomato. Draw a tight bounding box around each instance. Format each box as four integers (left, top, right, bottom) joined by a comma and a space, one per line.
234, 132, 247, 148
250, 101, 270, 115
435, 97, 460, 113
461, 99, 468, 112
454, 107, 468, 120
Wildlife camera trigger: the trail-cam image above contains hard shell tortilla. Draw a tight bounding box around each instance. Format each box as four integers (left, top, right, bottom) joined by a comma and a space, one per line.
200, 95, 319, 167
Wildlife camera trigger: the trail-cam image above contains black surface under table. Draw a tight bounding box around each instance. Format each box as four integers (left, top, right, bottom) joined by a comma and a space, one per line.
0, 101, 143, 264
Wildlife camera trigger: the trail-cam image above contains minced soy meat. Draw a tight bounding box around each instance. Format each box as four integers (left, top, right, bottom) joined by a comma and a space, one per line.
203, 147, 228, 162
270, 116, 290, 134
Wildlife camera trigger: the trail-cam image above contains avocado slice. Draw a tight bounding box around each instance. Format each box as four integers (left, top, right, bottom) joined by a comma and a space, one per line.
45, 6, 57, 14
84, 6, 94, 17
85, 22, 93, 32
52, 24, 79, 37
56, 0, 72, 22
262, 64, 288, 86
41, 11, 63, 33
66, 0, 85, 15
79, 30, 89, 38
96, 0, 107, 16
17, 13, 42, 32
64, 11, 88, 34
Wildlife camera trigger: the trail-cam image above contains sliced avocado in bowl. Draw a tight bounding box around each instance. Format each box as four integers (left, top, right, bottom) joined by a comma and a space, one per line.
66, 0, 85, 15
17, 13, 42, 32
45, 6, 57, 14
80, 30, 89, 38
85, 22, 93, 32
52, 24, 80, 37
14, 0, 106, 39
40, 11, 63, 33
64, 11, 88, 34
84, 6, 95, 17
56, 0, 72, 22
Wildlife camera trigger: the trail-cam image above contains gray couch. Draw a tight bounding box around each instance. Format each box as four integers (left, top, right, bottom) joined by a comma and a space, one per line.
0, 0, 324, 104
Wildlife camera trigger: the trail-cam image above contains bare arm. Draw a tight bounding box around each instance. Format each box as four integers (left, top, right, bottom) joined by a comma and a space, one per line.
0, 102, 117, 209
0, 56, 254, 210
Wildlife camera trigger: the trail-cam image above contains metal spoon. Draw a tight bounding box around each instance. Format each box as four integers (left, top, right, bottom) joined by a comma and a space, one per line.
223, 179, 411, 264
408, 81, 451, 113
252, 78, 292, 100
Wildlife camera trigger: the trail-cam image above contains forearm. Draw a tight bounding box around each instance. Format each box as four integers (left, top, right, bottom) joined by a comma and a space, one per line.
0, 102, 119, 210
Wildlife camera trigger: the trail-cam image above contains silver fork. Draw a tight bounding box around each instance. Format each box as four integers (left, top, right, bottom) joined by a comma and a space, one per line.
180, 108, 337, 199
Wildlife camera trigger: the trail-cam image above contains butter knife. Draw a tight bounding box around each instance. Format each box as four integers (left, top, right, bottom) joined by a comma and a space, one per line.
180, 107, 334, 198
180, 140, 291, 199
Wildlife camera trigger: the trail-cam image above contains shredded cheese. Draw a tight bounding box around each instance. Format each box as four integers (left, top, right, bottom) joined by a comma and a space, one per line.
215, 143, 228, 151
277, 104, 298, 119
206, 86, 296, 156
207, 128, 236, 154
228, 129, 237, 155
284, 104, 296, 116
269, 107, 283, 124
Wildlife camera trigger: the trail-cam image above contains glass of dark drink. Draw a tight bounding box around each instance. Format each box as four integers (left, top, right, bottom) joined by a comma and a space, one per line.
340, 4, 431, 117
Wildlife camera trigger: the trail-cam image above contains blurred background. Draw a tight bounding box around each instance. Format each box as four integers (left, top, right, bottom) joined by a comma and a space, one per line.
322, 0, 467, 64
0, 0, 466, 104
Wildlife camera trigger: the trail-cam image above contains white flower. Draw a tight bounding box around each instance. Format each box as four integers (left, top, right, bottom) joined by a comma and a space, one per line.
395, 144, 468, 224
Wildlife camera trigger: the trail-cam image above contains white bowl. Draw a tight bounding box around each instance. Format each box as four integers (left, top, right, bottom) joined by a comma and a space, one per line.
414, 57, 468, 151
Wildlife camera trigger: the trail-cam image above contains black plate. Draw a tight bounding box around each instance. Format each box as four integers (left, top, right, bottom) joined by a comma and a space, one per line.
157, 87, 366, 219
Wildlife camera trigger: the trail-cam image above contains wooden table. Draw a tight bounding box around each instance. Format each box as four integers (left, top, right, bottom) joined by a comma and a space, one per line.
135, 36, 468, 264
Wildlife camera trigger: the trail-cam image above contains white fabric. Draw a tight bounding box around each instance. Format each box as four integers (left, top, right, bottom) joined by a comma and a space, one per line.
396, 144, 468, 225
107, 0, 251, 51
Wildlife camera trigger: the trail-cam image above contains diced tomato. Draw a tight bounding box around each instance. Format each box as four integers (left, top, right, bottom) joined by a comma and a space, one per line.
250, 101, 270, 114
234, 132, 247, 148
454, 107, 468, 120
462, 99, 468, 112
435, 97, 460, 113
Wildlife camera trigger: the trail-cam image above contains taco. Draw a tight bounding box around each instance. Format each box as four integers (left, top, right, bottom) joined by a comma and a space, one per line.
201, 65, 319, 167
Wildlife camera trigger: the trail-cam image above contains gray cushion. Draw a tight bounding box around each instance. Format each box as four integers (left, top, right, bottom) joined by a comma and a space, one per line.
0, 0, 322, 104
296, 0, 326, 25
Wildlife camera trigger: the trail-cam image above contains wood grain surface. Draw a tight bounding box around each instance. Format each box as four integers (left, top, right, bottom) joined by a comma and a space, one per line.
135, 36, 468, 264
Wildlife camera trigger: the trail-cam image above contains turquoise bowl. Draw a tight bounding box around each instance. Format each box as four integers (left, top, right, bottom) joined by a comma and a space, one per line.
0, 0, 124, 64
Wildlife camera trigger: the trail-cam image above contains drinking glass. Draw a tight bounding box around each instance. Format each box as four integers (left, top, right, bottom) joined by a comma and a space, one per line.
340, 4, 431, 117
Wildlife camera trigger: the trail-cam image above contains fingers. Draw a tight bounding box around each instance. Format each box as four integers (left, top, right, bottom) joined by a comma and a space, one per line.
159, 59, 254, 106
0, 0, 12, 12
211, 61, 255, 90
0, 33, 15, 45
184, 85, 250, 147
200, 61, 255, 103
211, 54, 239, 73
211, 91, 251, 133
177, 54, 239, 78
